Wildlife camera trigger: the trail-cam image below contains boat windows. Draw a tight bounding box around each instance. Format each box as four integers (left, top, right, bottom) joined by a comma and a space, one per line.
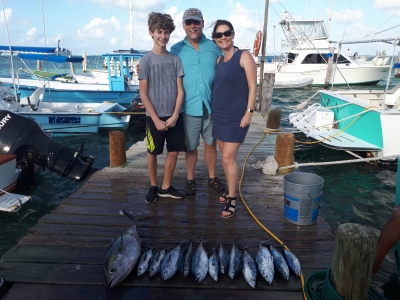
287, 53, 297, 63
301, 54, 350, 64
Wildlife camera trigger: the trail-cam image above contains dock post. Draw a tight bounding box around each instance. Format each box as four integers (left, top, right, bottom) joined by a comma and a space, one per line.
324, 46, 335, 89
82, 52, 87, 73
331, 223, 379, 299
260, 73, 275, 119
266, 108, 282, 130
109, 130, 127, 167
37, 60, 42, 71
275, 132, 294, 174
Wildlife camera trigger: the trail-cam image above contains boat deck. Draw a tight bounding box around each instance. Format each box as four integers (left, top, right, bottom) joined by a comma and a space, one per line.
0, 113, 335, 299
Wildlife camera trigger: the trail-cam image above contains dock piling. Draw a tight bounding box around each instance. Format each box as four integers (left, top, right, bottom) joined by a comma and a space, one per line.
109, 130, 127, 167
275, 132, 294, 174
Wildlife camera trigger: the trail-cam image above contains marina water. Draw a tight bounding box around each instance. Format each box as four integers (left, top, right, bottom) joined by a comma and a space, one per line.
0, 55, 399, 296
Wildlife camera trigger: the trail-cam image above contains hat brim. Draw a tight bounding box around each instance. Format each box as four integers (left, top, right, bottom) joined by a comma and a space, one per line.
182, 16, 203, 22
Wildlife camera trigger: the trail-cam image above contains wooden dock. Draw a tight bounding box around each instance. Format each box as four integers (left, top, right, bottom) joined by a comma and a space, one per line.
0, 113, 335, 299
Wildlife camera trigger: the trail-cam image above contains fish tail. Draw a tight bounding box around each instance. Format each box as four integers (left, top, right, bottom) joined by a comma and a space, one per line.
121, 209, 137, 222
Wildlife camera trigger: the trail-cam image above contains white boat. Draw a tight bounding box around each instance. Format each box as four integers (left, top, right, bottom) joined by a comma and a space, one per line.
261, 11, 391, 87
0, 154, 32, 213
288, 62, 400, 161
0, 83, 131, 134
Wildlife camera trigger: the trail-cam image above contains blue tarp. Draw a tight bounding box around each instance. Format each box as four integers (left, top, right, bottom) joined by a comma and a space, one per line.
19, 53, 84, 63
0, 45, 57, 53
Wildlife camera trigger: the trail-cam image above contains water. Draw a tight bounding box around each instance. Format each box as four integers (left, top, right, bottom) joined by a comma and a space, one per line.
1, 55, 400, 296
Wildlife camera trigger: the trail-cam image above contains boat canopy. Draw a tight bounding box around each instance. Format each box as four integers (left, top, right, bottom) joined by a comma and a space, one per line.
19, 53, 84, 63
0, 45, 71, 55
340, 38, 400, 46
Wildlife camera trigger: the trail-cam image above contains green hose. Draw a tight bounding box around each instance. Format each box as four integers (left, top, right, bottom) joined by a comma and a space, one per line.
305, 267, 386, 300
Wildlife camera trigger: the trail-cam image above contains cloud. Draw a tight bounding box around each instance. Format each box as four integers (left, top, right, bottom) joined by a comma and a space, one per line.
77, 16, 121, 39
0, 8, 12, 26
331, 8, 363, 23
374, 0, 400, 14
110, 37, 118, 45
19, 27, 40, 44
91, 0, 164, 10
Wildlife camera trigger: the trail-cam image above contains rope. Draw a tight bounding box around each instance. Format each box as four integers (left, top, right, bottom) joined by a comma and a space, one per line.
238, 128, 307, 299
305, 267, 385, 300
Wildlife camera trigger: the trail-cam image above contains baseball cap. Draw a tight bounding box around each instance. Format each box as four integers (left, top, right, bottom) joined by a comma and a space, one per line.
182, 8, 203, 22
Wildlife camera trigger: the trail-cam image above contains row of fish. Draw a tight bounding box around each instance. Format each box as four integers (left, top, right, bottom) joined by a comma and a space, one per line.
103, 210, 301, 288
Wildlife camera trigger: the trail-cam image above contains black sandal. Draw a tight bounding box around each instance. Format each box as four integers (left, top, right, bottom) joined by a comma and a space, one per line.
208, 177, 226, 193
219, 191, 229, 204
221, 197, 237, 218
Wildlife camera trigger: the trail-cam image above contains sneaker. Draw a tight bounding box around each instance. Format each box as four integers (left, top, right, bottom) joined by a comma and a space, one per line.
145, 185, 159, 203
208, 177, 226, 193
185, 179, 196, 196
158, 185, 185, 199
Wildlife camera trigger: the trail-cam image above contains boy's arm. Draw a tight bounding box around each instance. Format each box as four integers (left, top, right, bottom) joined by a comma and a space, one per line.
139, 79, 168, 131
165, 76, 184, 128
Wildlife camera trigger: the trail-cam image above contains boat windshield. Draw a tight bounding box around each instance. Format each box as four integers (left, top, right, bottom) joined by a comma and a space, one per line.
301, 54, 350, 64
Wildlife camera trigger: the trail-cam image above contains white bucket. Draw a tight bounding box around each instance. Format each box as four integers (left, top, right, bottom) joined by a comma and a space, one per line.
283, 172, 324, 225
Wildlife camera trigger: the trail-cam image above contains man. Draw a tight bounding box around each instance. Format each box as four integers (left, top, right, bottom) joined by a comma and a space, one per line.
170, 8, 225, 196
347, 48, 352, 56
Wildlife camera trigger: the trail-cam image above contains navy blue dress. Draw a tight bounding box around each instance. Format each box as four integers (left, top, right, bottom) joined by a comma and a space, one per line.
212, 49, 249, 143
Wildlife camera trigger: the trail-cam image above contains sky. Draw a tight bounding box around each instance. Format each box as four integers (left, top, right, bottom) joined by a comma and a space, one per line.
1, 0, 400, 56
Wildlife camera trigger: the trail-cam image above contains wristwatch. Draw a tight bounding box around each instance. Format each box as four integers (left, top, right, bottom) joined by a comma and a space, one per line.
247, 108, 254, 113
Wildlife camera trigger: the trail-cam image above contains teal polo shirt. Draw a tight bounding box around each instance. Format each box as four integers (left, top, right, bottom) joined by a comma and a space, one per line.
170, 34, 222, 116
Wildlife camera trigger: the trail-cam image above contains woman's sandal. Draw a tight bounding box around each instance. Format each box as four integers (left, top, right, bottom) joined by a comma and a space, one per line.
221, 197, 237, 218
219, 191, 229, 204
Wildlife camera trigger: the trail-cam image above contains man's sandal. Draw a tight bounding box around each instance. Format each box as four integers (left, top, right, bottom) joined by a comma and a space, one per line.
221, 197, 237, 218
208, 177, 226, 193
219, 191, 229, 204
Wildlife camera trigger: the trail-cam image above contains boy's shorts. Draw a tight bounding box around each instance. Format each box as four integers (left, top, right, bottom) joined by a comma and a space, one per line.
146, 113, 187, 155
183, 109, 215, 151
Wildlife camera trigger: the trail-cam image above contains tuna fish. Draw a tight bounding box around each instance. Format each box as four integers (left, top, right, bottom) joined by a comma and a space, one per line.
103, 209, 142, 288
218, 241, 229, 275
179, 239, 193, 277
208, 248, 220, 281
282, 247, 301, 277
268, 244, 289, 281
191, 238, 208, 282
256, 242, 274, 284
137, 247, 153, 276
228, 241, 242, 279
161, 242, 183, 280
242, 247, 257, 288
148, 248, 166, 277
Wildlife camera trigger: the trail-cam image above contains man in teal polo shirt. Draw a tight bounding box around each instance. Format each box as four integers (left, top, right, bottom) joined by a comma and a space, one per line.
170, 8, 225, 197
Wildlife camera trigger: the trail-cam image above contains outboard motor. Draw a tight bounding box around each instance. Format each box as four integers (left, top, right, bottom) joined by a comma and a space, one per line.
0, 110, 94, 183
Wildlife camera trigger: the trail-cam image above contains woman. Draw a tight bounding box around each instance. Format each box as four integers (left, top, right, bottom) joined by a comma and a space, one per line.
211, 20, 257, 218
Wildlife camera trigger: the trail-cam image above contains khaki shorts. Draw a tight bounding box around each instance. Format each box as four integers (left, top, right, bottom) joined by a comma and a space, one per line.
183, 109, 215, 151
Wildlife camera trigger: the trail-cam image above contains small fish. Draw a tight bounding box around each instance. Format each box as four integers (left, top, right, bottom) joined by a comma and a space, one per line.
179, 239, 193, 277
242, 247, 257, 288
148, 248, 166, 277
103, 209, 142, 288
161, 242, 183, 280
137, 247, 153, 276
191, 238, 208, 282
208, 247, 220, 281
228, 240, 242, 279
256, 241, 274, 284
282, 247, 301, 277
218, 241, 229, 275
268, 244, 289, 281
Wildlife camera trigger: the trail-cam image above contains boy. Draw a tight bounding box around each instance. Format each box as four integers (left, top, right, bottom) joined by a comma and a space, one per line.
139, 12, 186, 203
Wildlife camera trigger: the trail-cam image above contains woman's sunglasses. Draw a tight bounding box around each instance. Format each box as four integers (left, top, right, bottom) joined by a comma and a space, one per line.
184, 19, 201, 26
213, 30, 234, 39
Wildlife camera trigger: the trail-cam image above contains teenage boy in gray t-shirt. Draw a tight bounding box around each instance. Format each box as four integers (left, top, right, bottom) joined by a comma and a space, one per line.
139, 12, 186, 203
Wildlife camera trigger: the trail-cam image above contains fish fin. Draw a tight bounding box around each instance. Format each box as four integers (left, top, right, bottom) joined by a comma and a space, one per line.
121, 209, 137, 222
118, 234, 123, 253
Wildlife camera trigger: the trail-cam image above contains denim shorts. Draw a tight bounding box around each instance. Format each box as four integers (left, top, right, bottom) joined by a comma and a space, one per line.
183, 109, 215, 151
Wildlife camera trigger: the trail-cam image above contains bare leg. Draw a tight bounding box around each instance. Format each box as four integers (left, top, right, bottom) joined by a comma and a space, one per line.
162, 151, 179, 189
204, 142, 217, 179
185, 149, 197, 180
218, 140, 241, 217
147, 153, 158, 186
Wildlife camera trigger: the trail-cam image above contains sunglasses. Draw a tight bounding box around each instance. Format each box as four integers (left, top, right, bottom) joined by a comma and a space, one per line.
213, 30, 234, 39
184, 19, 201, 26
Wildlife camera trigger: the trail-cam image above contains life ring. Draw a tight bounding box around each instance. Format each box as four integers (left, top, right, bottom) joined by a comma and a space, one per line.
253, 30, 262, 57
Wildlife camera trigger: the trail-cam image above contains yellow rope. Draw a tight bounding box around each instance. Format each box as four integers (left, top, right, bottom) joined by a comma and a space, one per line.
238, 128, 307, 299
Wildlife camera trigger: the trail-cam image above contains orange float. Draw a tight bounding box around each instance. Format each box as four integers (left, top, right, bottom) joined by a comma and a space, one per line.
253, 30, 262, 57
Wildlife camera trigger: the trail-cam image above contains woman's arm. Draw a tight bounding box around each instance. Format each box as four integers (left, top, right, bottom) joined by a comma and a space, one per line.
240, 51, 257, 128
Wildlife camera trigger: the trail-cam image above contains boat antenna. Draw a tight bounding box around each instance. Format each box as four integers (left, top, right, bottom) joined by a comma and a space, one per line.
130, 0, 133, 49
41, 0, 47, 46
1, 0, 18, 98
327, 0, 333, 37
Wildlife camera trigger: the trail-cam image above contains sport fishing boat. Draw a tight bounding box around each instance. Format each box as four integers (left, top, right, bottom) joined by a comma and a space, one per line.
289, 59, 400, 162
261, 11, 391, 86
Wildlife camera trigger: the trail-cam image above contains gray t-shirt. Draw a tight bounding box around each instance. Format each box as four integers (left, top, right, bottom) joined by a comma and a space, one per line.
138, 51, 184, 117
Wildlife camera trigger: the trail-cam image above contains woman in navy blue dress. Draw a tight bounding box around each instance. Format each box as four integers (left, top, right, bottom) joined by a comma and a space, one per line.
211, 20, 257, 218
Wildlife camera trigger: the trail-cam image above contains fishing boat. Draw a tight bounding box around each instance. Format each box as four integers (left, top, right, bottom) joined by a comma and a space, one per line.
260, 11, 391, 86
0, 83, 131, 135
288, 60, 400, 162
0, 46, 145, 105
0, 154, 31, 213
